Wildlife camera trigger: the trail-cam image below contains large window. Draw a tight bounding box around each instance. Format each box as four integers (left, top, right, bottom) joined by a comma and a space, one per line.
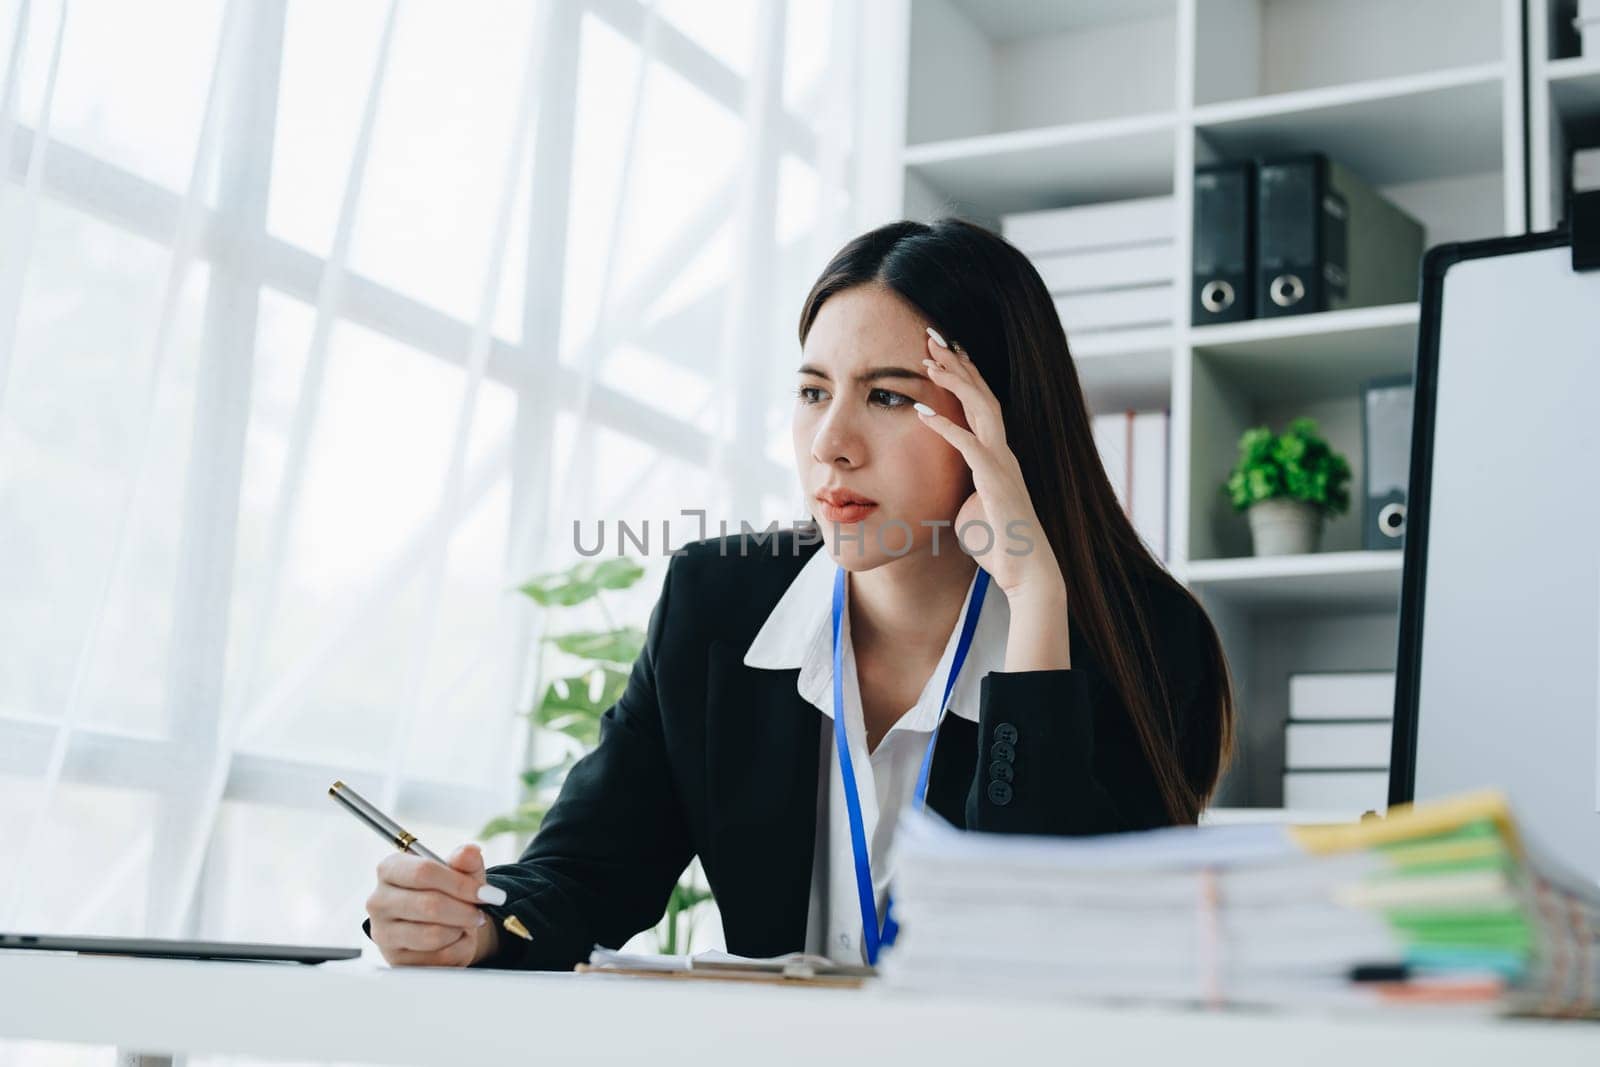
0, 0, 872, 952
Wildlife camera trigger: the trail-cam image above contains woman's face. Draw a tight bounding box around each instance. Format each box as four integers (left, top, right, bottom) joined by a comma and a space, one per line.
793, 283, 974, 571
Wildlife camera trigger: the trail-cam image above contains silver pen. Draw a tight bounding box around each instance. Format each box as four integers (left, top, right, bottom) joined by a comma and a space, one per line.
329, 779, 532, 942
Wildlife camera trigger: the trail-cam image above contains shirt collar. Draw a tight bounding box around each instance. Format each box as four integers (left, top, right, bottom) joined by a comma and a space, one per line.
742, 547, 1010, 726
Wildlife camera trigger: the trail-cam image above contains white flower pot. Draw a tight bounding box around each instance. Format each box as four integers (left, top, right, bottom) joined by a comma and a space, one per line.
1247, 498, 1323, 556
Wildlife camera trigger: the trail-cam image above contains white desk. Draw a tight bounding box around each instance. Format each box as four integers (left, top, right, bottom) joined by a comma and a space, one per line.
2, 952, 1598, 1065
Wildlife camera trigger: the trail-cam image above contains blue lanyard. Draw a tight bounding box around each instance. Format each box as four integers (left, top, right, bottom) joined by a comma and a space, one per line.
830, 563, 989, 965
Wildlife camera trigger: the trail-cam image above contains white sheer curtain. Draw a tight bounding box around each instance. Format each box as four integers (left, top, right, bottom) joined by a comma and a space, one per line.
0, 0, 877, 951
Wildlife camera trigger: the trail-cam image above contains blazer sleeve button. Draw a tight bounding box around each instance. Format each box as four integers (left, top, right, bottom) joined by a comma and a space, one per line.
990, 739, 1016, 763
989, 760, 1014, 783
995, 722, 1018, 745
987, 780, 1014, 806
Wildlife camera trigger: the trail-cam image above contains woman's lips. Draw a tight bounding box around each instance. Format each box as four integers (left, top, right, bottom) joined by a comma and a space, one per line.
818, 500, 878, 524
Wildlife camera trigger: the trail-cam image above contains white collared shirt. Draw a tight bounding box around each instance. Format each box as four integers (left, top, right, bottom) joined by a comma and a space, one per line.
742, 547, 1010, 964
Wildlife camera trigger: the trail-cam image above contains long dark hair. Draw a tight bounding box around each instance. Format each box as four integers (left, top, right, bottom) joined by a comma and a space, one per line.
797, 217, 1235, 825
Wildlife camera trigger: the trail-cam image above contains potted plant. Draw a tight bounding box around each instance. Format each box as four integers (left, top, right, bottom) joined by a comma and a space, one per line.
481, 556, 714, 954
1223, 416, 1352, 556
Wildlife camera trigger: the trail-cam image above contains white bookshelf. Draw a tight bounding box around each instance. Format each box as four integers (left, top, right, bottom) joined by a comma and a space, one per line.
886, 0, 1529, 810
1529, 1, 1600, 230
1184, 550, 1403, 612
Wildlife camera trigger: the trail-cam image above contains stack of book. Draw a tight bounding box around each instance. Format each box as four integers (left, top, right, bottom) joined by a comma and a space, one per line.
1001, 196, 1175, 343
1283, 671, 1394, 814
881, 790, 1600, 1017
1090, 409, 1168, 561
1576, 147, 1600, 196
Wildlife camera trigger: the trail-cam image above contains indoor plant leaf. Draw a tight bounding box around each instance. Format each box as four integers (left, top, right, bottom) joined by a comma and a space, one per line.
1223, 417, 1352, 516
532, 668, 630, 725
479, 799, 553, 839
546, 627, 645, 664
520, 758, 575, 791
517, 557, 646, 607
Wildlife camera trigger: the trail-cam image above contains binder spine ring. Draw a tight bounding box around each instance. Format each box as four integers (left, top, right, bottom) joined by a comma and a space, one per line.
1269, 273, 1306, 308
1199, 279, 1235, 313
1377, 502, 1406, 539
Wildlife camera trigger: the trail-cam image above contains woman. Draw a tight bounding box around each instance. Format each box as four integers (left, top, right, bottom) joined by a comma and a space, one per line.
364, 217, 1236, 969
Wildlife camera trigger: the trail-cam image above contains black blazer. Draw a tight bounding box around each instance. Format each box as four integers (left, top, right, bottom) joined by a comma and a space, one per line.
395, 529, 1216, 969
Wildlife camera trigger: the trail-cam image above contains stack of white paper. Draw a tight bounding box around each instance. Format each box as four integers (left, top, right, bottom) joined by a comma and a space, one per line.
880, 808, 1394, 1008
880, 791, 1600, 1016
1001, 196, 1175, 342
1283, 671, 1395, 814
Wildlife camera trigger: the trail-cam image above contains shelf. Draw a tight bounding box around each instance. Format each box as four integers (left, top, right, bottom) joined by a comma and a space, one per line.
1188, 303, 1419, 403
904, 113, 1176, 216
1200, 807, 1365, 826
1194, 64, 1507, 185
943, 0, 1174, 41
1071, 327, 1175, 413
1074, 326, 1175, 359
1547, 55, 1600, 122
1182, 550, 1404, 613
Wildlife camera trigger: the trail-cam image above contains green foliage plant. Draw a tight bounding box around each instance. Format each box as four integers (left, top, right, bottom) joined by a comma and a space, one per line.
481, 556, 712, 953
1224, 416, 1352, 517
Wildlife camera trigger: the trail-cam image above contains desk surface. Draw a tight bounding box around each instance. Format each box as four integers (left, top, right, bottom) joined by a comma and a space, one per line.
2, 951, 1599, 1065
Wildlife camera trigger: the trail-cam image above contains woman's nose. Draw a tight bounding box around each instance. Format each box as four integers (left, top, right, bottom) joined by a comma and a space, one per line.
809, 401, 863, 467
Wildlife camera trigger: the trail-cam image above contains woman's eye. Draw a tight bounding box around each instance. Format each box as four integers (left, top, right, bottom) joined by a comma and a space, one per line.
869, 388, 913, 409
795, 385, 911, 409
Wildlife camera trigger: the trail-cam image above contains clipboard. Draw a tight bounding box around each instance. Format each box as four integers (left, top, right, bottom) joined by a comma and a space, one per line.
576, 947, 873, 989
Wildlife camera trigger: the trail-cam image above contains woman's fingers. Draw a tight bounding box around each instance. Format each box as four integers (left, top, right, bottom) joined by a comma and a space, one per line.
948, 341, 1001, 407
923, 358, 1004, 448
916, 404, 1022, 502
378, 919, 475, 953
923, 335, 1005, 447
369, 847, 501, 968
379, 926, 480, 968
914, 403, 989, 471
446, 843, 487, 883
368, 883, 486, 929
377, 852, 492, 906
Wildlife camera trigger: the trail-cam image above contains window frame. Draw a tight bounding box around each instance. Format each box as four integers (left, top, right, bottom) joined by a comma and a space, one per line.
1, 0, 813, 938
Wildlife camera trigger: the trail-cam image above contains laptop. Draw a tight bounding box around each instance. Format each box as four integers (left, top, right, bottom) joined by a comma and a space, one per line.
0, 931, 361, 964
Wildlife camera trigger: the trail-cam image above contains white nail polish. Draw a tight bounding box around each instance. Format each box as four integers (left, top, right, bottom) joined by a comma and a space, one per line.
478, 884, 507, 905
926, 326, 949, 348
913, 401, 935, 416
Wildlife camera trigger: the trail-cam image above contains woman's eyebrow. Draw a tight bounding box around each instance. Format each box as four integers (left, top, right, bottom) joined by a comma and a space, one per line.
796, 363, 928, 383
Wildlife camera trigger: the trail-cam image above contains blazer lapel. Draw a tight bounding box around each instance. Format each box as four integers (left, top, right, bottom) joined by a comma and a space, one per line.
702, 637, 820, 957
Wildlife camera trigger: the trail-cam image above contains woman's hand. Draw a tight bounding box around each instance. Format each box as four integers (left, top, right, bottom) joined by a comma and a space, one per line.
914, 327, 1067, 609
366, 843, 502, 967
